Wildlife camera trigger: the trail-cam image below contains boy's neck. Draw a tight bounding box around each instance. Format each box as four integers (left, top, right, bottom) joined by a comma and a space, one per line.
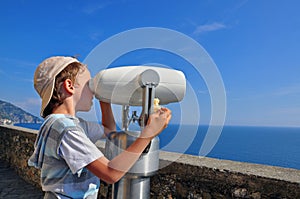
52, 101, 75, 117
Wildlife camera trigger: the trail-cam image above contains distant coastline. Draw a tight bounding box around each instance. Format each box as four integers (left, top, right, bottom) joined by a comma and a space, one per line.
0, 99, 42, 125
14, 122, 300, 170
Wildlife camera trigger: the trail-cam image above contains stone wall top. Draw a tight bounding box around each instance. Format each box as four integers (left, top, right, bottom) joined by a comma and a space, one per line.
4, 124, 299, 184
95, 137, 300, 184
159, 151, 300, 184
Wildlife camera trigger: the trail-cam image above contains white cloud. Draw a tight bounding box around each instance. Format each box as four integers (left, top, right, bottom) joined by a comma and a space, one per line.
14, 98, 41, 117
272, 107, 300, 115
89, 32, 103, 41
82, 2, 111, 15
0, 57, 36, 68
15, 98, 40, 107
272, 84, 300, 96
193, 22, 226, 35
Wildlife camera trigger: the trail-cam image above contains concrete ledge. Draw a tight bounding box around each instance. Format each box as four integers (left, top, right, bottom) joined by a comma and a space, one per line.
1, 125, 300, 198
155, 151, 300, 198
160, 151, 300, 183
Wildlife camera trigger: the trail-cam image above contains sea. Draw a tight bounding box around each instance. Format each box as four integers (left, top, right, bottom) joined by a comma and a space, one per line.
14, 123, 300, 170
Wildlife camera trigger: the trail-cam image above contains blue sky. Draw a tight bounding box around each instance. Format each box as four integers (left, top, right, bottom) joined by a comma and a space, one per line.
0, 0, 300, 127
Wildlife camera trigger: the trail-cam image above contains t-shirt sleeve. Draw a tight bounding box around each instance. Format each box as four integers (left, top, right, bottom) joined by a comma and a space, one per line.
78, 118, 105, 143
59, 128, 104, 174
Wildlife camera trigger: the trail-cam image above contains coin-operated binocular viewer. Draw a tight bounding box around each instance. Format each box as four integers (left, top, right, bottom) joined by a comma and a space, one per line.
90, 66, 186, 199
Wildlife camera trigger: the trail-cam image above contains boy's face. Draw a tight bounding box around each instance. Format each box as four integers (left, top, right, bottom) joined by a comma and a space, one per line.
74, 68, 94, 112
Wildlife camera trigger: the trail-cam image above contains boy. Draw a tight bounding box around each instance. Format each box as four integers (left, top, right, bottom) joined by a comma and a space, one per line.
28, 56, 171, 199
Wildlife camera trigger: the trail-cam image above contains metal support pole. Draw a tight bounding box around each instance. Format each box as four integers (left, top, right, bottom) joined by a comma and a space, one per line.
109, 69, 160, 199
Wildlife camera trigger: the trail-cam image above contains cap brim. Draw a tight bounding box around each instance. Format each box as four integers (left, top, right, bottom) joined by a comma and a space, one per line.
40, 78, 55, 117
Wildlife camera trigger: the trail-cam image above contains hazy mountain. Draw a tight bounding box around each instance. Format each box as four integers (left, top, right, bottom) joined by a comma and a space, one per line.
0, 99, 42, 124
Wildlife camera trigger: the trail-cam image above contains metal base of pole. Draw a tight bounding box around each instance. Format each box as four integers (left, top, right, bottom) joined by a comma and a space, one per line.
112, 177, 150, 199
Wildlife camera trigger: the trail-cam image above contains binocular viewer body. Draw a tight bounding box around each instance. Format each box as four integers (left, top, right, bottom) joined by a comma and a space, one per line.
89, 66, 186, 106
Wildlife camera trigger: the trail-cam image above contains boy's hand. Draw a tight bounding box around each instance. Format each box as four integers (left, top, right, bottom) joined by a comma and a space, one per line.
141, 107, 172, 139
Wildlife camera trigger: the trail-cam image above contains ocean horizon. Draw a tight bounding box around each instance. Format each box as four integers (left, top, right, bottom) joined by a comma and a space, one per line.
14, 123, 300, 170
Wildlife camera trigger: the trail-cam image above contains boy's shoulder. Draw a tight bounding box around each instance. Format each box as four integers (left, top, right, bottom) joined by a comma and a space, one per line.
45, 114, 81, 132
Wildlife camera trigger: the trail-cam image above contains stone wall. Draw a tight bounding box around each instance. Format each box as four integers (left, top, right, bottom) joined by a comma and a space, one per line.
0, 125, 299, 199
0, 125, 40, 187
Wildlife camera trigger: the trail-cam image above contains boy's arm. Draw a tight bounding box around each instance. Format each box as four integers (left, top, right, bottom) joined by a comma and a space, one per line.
100, 101, 116, 137
86, 108, 171, 184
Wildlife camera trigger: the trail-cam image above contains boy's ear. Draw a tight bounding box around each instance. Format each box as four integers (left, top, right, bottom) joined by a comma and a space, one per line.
64, 79, 75, 94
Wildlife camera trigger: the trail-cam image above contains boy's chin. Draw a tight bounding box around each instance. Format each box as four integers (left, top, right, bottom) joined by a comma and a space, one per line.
77, 105, 93, 112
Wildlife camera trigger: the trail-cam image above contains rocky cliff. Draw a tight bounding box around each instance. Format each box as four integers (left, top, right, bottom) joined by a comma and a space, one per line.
0, 99, 42, 124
